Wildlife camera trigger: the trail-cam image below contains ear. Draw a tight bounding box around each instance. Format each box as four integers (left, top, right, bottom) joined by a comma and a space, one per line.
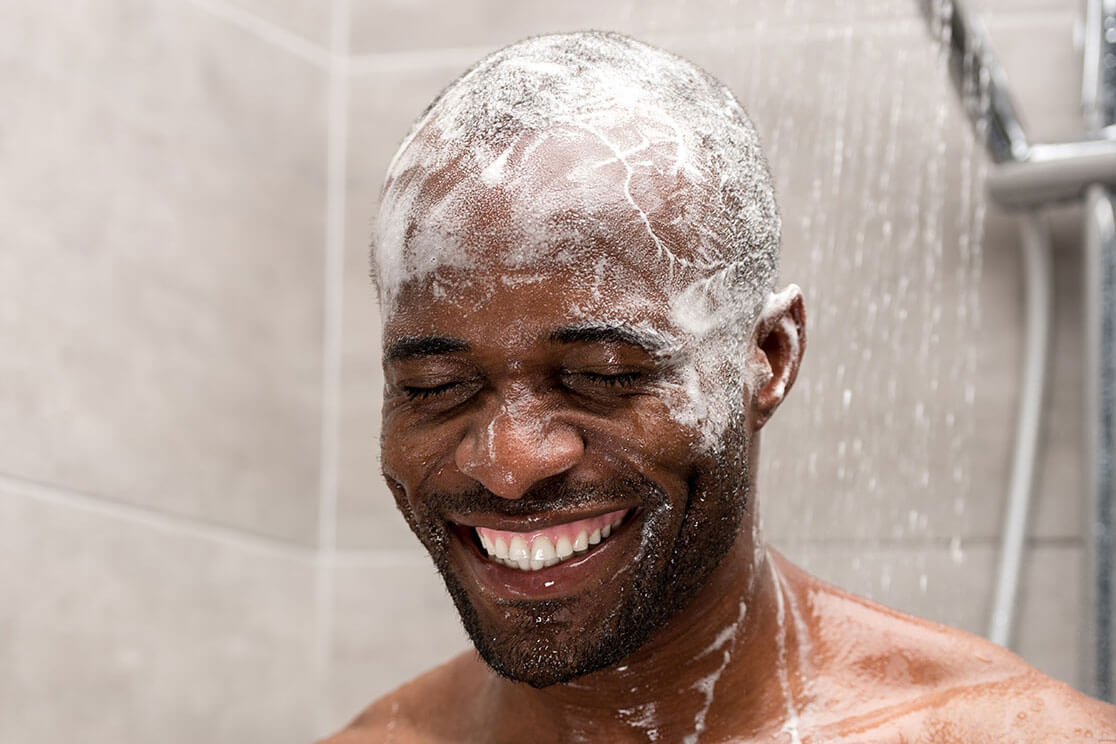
752, 284, 806, 429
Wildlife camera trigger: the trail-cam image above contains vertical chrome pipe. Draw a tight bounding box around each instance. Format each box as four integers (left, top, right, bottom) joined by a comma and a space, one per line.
1082, 184, 1115, 702
1080, 0, 1115, 703
987, 212, 1054, 648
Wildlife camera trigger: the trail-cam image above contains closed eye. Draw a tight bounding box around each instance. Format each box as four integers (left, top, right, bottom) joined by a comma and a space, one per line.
562, 370, 644, 391
579, 371, 641, 387
403, 381, 465, 400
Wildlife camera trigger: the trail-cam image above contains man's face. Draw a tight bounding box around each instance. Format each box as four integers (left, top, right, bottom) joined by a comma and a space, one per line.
378, 128, 762, 688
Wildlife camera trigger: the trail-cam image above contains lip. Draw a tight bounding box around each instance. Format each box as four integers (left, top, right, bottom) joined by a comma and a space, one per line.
447, 507, 642, 601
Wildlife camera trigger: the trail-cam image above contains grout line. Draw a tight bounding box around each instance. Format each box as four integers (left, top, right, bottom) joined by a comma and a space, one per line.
314, 0, 349, 735
185, 0, 336, 69
0, 472, 315, 559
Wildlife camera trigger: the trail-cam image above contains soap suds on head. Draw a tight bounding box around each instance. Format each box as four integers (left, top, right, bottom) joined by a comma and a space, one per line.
372, 31, 783, 450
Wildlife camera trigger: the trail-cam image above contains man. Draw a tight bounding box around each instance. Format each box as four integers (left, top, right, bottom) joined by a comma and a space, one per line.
326, 31, 1114, 743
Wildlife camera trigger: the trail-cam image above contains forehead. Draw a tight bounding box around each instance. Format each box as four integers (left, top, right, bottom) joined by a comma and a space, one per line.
374, 122, 720, 326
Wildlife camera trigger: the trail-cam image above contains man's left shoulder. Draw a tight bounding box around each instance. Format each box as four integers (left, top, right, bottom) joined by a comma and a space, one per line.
920, 667, 1115, 743
796, 566, 1114, 742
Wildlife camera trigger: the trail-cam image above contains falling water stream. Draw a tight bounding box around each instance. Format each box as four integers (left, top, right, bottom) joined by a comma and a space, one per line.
604, 1, 993, 740
660, 4, 988, 623
670, 7, 990, 739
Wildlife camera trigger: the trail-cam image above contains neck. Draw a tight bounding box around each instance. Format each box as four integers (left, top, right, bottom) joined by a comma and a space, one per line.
485, 530, 807, 743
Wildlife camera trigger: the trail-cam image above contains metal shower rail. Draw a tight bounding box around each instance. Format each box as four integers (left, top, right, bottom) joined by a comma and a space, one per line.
917, 0, 1116, 702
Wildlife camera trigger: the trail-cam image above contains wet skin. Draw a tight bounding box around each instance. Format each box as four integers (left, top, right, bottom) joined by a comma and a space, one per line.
323, 128, 1116, 742
329, 554, 1116, 743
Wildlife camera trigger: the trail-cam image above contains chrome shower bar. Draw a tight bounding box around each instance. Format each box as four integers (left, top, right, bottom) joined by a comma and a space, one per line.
919, 0, 1116, 701
1080, 0, 1115, 705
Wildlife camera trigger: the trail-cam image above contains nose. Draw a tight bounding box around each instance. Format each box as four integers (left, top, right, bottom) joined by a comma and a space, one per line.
454, 393, 584, 500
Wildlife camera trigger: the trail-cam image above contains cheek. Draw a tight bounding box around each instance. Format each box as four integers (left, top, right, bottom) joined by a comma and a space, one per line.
380, 431, 438, 532
381, 408, 458, 482
378, 416, 411, 488
583, 397, 696, 477
381, 471, 412, 519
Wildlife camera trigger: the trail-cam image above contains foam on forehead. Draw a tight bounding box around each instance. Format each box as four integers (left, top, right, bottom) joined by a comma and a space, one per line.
372, 31, 780, 331
372, 32, 785, 451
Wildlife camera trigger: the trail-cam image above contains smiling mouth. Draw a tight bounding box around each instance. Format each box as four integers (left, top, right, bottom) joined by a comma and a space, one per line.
472, 508, 632, 572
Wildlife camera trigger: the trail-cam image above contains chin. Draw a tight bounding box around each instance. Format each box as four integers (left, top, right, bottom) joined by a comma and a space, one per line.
465, 601, 643, 688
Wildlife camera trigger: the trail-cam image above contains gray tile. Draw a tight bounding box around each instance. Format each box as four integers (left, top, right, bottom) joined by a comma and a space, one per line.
220, 0, 334, 48
782, 540, 1082, 689
0, 0, 326, 543
323, 552, 471, 734
780, 541, 996, 636
1014, 542, 1082, 688
945, 204, 1086, 544
348, 0, 920, 57
1030, 204, 1086, 540
0, 485, 317, 744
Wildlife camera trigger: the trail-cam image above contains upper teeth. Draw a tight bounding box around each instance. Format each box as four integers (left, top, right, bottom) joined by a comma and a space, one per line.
476, 509, 628, 572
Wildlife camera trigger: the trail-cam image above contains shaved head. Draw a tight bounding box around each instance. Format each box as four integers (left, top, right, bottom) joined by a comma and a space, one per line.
372, 31, 785, 450
373, 31, 780, 314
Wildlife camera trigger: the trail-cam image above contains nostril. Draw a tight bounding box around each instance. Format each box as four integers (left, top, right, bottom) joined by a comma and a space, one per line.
455, 413, 585, 500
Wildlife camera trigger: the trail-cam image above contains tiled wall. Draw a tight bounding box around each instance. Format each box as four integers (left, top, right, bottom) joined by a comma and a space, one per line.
0, 0, 1094, 741
0, 0, 327, 740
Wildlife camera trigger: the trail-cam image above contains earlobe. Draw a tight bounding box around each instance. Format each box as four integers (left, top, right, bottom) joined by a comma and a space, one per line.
752, 284, 806, 429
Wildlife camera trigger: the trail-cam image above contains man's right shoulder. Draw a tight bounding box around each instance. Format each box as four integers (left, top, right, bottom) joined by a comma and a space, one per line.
315, 650, 486, 744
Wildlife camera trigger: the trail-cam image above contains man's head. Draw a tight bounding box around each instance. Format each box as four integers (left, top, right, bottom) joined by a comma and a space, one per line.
372, 32, 805, 688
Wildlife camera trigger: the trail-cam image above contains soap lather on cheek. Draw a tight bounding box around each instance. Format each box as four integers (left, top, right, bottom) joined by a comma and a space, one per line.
372, 32, 782, 451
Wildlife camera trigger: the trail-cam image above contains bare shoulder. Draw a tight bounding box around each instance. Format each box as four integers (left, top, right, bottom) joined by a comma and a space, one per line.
315, 650, 490, 744
779, 558, 1115, 743
927, 667, 1116, 743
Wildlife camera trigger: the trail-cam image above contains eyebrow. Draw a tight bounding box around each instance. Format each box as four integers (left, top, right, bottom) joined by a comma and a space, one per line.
549, 324, 670, 354
383, 335, 470, 363
384, 324, 671, 363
